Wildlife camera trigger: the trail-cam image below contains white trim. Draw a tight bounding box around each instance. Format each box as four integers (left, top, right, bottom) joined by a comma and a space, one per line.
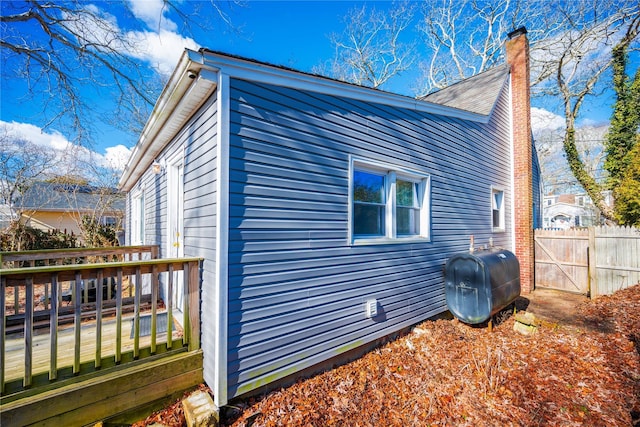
350, 156, 431, 245
214, 71, 230, 408
166, 149, 185, 258
119, 51, 217, 192
196, 51, 489, 124
130, 188, 145, 245
508, 76, 516, 251
491, 185, 506, 233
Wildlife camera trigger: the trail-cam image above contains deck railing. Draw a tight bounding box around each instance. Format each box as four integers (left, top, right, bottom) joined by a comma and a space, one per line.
1, 250, 201, 396
1, 245, 159, 313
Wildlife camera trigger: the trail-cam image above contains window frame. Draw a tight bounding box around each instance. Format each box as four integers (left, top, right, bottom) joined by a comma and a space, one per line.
349, 156, 431, 245
491, 186, 506, 233
131, 189, 146, 245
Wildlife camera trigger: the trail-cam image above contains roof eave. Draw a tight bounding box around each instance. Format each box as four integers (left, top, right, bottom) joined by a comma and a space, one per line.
118, 49, 218, 192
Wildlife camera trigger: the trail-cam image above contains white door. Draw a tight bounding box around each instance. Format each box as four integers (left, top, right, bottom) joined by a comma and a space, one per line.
167, 158, 184, 312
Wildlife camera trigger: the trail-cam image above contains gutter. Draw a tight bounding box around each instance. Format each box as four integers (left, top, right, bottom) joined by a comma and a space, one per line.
118, 50, 216, 192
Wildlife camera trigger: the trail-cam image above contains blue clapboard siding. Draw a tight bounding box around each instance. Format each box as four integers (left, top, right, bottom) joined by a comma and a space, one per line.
226, 77, 513, 398
127, 95, 219, 383
532, 143, 543, 229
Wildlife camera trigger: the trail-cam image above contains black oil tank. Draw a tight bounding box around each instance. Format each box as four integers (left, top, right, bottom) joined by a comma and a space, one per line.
444, 249, 520, 324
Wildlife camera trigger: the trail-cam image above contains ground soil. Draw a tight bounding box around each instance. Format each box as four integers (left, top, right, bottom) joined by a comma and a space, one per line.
134, 285, 640, 427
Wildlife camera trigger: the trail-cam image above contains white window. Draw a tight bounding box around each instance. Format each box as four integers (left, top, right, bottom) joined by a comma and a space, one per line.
351, 158, 430, 244
491, 187, 505, 232
101, 216, 118, 227
131, 191, 145, 244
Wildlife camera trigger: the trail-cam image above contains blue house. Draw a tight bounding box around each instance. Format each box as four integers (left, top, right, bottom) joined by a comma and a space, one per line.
119, 28, 541, 408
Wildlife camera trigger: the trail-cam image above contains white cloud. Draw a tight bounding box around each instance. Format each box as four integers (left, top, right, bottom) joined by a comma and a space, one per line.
1, 120, 130, 173
127, 0, 177, 32
531, 107, 565, 133
1, 121, 70, 150
104, 144, 133, 170
66, 2, 198, 77
126, 29, 199, 76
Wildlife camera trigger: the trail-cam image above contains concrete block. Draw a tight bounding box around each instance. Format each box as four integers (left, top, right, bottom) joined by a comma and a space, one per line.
513, 321, 537, 335
514, 311, 539, 326
182, 390, 219, 427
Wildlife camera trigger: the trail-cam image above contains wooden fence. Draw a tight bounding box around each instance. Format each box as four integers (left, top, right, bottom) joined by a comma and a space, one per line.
534, 226, 640, 298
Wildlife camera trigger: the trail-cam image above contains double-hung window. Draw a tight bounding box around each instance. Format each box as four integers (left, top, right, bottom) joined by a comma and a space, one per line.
353, 170, 386, 236
491, 187, 505, 232
351, 158, 430, 244
131, 190, 146, 244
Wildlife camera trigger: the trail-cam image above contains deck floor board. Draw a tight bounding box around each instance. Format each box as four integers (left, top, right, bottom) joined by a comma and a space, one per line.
4, 311, 182, 382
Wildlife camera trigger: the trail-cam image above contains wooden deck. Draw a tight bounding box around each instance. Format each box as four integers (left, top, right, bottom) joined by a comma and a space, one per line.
1, 247, 204, 426
4, 310, 183, 383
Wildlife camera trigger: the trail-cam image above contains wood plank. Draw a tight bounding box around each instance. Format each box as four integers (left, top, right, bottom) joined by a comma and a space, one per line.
1, 276, 5, 393
49, 273, 59, 380
0, 246, 158, 264
95, 270, 103, 368
0, 350, 203, 427
1, 257, 203, 284
3, 310, 183, 383
24, 279, 33, 388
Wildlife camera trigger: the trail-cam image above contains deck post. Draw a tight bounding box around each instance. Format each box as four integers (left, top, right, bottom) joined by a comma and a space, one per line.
95, 270, 104, 368
1, 276, 6, 393
74, 272, 82, 374
188, 260, 201, 352
24, 278, 33, 387
50, 273, 59, 380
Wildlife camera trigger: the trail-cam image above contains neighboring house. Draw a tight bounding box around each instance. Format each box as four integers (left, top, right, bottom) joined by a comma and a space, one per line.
543, 193, 601, 229
16, 182, 125, 238
0, 203, 13, 229
119, 28, 540, 407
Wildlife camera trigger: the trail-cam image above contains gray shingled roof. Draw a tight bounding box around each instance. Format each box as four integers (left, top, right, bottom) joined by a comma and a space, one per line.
422, 64, 510, 116
17, 182, 125, 212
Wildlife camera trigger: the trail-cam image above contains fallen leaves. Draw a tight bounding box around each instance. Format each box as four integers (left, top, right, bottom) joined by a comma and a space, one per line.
136, 284, 640, 427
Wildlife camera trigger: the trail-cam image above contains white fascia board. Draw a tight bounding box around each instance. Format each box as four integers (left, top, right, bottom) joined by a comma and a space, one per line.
194, 51, 490, 124
118, 50, 217, 192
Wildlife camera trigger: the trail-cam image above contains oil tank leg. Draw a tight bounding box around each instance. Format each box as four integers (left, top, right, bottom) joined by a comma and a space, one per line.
488, 317, 493, 332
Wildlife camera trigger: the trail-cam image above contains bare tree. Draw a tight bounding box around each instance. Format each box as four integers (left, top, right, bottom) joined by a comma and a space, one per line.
416, 0, 549, 95
1, 1, 241, 145
0, 125, 58, 222
318, 2, 417, 89
532, 2, 640, 220
364, 0, 638, 221
535, 125, 608, 195
1, 1, 158, 142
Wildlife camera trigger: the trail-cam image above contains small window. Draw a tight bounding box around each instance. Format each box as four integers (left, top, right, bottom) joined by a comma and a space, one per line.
351, 158, 430, 243
132, 191, 145, 244
353, 170, 386, 236
491, 187, 505, 232
101, 216, 118, 227
396, 179, 420, 236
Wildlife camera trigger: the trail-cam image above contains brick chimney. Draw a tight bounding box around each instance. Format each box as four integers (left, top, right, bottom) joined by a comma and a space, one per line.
506, 27, 534, 294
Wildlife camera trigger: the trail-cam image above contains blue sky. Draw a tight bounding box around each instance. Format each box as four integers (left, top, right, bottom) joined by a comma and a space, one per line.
0, 0, 631, 176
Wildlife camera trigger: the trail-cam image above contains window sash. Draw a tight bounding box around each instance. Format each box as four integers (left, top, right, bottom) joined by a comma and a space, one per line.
491, 188, 504, 231
351, 161, 429, 242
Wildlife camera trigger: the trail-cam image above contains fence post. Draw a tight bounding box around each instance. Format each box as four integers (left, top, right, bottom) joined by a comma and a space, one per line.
588, 227, 597, 300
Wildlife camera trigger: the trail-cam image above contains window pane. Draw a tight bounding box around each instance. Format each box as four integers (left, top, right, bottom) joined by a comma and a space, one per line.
354, 171, 385, 203
354, 204, 385, 236
493, 191, 503, 209
493, 209, 501, 228
397, 207, 420, 235
396, 180, 415, 207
